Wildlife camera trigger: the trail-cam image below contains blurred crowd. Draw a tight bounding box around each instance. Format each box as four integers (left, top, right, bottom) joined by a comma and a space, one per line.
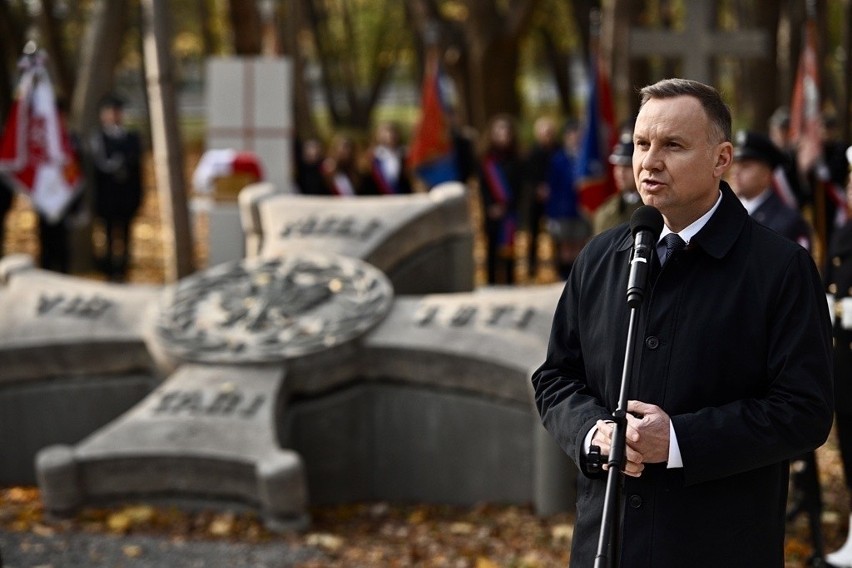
293, 114, 633, 287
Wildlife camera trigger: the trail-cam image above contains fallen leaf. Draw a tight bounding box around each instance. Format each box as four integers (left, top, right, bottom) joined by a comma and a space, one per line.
123, 544, 143, 557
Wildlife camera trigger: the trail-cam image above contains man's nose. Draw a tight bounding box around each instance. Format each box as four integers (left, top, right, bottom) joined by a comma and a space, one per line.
641, 147, 663, 171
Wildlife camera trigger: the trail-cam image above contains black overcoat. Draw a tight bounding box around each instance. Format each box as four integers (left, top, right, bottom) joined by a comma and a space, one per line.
826, 222, 852, 415
91, 129, 143, 222
532, 183, 833, 567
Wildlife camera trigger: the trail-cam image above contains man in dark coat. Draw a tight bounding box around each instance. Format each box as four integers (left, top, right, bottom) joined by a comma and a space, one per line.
532, 78, 833, 567
730, 129, 812, 250
825, 146, 852, 567
89, 94, 143, 281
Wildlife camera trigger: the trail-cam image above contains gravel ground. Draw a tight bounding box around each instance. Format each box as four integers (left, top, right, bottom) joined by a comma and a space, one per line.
0, 530, 325, 568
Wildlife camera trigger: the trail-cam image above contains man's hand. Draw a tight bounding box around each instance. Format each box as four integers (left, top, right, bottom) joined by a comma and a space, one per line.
592, 419, 645, 477
626, 400, 671, 464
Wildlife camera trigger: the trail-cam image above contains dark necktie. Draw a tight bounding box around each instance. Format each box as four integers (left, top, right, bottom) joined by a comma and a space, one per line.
662, 233, 686, 265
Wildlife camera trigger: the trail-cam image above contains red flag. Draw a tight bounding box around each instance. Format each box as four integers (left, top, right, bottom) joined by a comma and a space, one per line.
576, 52, 617, 214
407, 50, 458, 188
0, 49, 81, 223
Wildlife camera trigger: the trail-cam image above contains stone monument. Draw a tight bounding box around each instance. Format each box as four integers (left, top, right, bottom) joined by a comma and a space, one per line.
0, 188, 577, 531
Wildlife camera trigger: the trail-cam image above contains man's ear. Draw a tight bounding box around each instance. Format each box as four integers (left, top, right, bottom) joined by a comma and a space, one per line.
715, 142, 734, 176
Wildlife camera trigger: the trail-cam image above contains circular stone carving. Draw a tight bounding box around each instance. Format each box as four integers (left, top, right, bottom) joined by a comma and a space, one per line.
155, 253, 393, 363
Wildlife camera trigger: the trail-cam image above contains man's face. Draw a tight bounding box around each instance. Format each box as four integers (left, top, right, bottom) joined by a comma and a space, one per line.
633, 96, 732, 231
100, 106, 122, 127
730, 159, 772, 200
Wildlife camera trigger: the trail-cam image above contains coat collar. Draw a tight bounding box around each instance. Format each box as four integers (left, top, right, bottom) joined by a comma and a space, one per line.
616, 181, 748, 261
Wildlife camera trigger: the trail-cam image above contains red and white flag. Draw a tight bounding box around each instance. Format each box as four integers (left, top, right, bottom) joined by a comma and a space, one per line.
789, 17, 821, 177
0, 49, 81, 223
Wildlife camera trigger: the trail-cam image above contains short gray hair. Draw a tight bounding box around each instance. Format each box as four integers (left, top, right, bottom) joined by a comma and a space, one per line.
639, 78, 732, 144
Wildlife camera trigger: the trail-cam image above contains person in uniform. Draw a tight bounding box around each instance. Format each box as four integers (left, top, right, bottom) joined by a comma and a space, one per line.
730, 130, 811, 250
825, 146, 852, 568
731, 129, 827, 560
89, 94, 143, 281
593, 127, 642, 235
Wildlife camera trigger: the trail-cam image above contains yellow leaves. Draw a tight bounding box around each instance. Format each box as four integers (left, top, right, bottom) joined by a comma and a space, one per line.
6, 486, 39, 503
122, 544, 144, 558
305, 532, 345, 552
449, 521, 475, 535
106, 505, 156, 534
551, 522, 573, 545
208, 512, 236, 537
407, 508, 427, 524
475, 557, 500, 568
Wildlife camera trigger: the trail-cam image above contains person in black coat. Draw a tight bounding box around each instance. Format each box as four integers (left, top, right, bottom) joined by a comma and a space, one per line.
89, 95, 143, 281
523, 116, 560, 280
731, 129, 827, 560
824, 146, 852, 567
294, 136, 331, 195
730, 129, 812, 250
532, 79, 833, 567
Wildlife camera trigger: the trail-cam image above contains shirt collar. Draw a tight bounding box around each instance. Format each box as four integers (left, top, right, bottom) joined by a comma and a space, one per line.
658, 190, 724, 248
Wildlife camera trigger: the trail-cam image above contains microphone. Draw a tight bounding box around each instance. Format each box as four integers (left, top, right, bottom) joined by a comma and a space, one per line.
626, 205, 664, 308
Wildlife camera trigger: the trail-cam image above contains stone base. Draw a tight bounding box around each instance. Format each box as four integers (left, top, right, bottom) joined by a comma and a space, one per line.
283, 381, 576, 513
0, 373, 156, 484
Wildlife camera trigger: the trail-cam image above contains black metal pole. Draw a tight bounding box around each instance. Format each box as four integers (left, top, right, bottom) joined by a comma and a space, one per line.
594, 305, 643, 568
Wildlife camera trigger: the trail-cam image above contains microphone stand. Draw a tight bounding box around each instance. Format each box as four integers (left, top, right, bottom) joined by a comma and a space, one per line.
594, 280, 646, 568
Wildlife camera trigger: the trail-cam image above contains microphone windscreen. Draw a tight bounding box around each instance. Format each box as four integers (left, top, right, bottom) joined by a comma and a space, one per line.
630, 205, 664, 238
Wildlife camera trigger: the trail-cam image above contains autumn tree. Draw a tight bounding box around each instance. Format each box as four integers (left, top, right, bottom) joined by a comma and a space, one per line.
297, 0, 406, 132
404, 0, 542, 131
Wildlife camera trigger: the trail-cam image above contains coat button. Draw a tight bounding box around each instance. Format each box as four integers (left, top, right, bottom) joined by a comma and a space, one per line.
645, 336, 660, 349
834, 257, 843, 267
629, 494, 642, 508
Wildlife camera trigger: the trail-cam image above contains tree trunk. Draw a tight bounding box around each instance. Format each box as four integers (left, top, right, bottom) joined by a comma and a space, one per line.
739, 0, 779, 133
228, 0, 261, 55
70, 0, 128, 136
536, 27, 573, 117
141, 0, 194, 281
0, 2, 26, 123
37, 0, 75, 101
196, 0, 216, 55
285, 0, 317, 140
466, 39, 522, 129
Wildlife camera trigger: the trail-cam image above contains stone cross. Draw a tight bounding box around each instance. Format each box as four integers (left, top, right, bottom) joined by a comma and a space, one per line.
202, 57, 294, 266
629, 0, 768, 84
0, 187, 575, 532
205, 58, 293, 192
